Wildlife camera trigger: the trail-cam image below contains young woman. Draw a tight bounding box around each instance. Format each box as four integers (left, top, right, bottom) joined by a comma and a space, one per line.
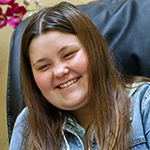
9, 2, 150, 150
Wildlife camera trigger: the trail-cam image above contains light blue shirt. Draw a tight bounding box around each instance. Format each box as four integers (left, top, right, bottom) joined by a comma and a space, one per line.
9, 83, 150, 149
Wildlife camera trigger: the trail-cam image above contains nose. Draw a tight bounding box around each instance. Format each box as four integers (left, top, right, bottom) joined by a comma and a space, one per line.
53, 63, 69, 78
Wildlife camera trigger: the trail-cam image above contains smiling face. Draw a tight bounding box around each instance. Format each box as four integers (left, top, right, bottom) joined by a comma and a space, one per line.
29, 31, 89, 112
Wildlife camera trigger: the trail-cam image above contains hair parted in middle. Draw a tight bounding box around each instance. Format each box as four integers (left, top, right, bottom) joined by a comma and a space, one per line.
21, 2, 131, 150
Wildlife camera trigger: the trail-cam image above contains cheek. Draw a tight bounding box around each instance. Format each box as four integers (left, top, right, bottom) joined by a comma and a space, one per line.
75, 54, 89, 74
82, 58, 89, 73
34, 73, 50, 91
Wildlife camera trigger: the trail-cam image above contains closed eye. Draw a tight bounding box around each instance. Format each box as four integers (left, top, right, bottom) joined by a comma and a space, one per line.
39, 64, 51, 70
63, 51, 77, 59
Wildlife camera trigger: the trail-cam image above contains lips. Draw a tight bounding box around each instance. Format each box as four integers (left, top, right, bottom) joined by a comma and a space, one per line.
57, 77, 80, 89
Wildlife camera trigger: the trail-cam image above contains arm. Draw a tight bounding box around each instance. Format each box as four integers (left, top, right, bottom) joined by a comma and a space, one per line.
141, 84, 150, 148
130, 83, 150, 149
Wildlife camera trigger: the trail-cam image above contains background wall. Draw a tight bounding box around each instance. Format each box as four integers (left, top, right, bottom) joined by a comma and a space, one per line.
0, 0, 93, 149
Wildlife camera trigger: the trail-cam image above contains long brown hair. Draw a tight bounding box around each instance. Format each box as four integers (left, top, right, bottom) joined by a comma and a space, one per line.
21, 2, 132, 149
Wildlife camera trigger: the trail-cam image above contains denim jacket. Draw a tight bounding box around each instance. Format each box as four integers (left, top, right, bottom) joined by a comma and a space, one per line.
9, 83, 150, 150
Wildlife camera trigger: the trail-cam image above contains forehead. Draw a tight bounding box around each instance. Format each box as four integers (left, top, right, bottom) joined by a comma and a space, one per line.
29, 31, 83, 52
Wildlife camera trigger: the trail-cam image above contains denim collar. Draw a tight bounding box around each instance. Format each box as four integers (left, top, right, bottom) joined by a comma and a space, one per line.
62, 117, 85, 141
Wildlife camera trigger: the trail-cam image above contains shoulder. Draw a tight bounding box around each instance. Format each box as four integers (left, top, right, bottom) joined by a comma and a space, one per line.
14, 107, 29, 127
9, 107, 29, 150
129, 82, 150, 122
129, 82, 150, 108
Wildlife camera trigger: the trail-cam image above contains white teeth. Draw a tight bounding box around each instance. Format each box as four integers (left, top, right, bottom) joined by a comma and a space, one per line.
59, 78, 79, 89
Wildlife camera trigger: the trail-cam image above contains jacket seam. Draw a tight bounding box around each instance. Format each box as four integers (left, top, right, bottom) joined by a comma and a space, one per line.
130, 137, 146, 147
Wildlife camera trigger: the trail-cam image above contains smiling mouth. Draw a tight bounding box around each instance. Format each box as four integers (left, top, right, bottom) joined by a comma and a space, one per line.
58, 77, 80, 89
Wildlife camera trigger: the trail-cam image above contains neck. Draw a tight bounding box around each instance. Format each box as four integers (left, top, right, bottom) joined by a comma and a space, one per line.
71, 103, 93, 129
